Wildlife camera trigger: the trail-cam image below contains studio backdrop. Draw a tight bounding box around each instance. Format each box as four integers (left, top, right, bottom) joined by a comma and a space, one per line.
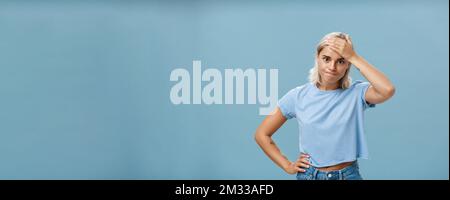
0, 0, 448, 179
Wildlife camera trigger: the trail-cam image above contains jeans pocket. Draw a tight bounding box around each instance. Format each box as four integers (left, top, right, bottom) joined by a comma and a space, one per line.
343, 170, 363, 180
296, 172, 313, 180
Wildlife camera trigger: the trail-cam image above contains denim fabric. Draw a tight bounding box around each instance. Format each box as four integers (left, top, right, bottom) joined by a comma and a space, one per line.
296, 161, 363, 180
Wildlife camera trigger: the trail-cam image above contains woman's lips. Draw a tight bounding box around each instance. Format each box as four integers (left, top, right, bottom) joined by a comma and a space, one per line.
325, 72, 337, 76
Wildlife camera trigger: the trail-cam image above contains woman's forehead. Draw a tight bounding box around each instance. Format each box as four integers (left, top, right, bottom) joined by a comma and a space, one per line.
319, 46, 343, 60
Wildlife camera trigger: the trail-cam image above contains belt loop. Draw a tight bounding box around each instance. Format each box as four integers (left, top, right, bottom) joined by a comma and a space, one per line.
339, 170, 343, 180
312, 168, 318, 180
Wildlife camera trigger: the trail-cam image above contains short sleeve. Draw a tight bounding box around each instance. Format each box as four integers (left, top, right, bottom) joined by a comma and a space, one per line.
357, 81, 376, 110
277, 87, 299, 119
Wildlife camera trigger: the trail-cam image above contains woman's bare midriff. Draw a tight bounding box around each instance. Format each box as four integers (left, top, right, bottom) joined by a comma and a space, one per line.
315, 161, 354, 172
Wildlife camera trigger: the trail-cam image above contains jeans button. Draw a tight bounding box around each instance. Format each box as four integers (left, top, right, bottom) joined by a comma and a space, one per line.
328, 174, 332, 178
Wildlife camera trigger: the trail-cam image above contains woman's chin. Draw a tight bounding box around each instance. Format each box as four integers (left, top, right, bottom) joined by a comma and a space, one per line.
323, 77, 338, 84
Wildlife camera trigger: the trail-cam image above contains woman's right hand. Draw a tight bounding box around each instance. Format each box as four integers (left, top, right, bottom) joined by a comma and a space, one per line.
284, 154, 311, 174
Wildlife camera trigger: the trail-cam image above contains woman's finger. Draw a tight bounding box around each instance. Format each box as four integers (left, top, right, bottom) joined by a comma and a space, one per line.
327, 42, 339, 48
299, 154, 309, 158
328, 37, 337, 42
296, 167, 306, 172
333, 45, 343, 51
334, 42, 344, 48
329, 45, 341, 52
296, 160, 310, 168
300, 157, 310, 163
325, 40, 337, 46
299, 154, 308, 159
329, 46, 343, 56
299, 159, 310, 166
345, 35, 353, 45
295, 161, 310, 169
334, 39, 344, 46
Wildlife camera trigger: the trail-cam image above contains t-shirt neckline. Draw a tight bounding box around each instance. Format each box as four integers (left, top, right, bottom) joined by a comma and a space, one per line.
311, 82, 342, 93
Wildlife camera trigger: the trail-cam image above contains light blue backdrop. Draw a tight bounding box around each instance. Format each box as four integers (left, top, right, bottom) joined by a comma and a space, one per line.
0, 0, 448, 180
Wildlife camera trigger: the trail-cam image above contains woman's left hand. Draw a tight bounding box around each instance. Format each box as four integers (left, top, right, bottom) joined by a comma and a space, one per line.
325, 35, 357, 61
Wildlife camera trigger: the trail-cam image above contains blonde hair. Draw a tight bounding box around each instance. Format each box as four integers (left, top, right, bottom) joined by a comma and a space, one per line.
308, 32, 352, 89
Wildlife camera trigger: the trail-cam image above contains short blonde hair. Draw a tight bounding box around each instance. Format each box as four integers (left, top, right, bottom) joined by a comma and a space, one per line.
308, 32, 352, 89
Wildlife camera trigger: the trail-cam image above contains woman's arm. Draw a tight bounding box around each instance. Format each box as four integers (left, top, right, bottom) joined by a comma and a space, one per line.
254, 107, 309, 174
326, 36, 396, 104
349, 55, 396, 104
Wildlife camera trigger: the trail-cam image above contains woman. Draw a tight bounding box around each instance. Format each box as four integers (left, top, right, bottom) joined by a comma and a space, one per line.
254, 32, 395, 180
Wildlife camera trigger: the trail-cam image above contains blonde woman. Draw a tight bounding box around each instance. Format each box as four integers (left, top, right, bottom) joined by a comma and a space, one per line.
254, 32, 395, 180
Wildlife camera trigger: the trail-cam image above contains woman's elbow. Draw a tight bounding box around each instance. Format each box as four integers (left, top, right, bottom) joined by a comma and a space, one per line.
254, 131, 268, 145
254, 131, 262, 143
385, 85, 396, 98
378, 85, 396, 100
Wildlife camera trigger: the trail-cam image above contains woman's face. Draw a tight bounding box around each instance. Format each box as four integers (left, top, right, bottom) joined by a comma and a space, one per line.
317, 45, 350, 85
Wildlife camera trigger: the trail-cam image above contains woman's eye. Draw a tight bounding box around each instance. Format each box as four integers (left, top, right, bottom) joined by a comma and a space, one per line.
323, 57, 330, 62
338, 60, 346, 64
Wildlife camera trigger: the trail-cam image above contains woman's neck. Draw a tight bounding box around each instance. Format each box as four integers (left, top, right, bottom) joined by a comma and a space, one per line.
317, 82, 339, 91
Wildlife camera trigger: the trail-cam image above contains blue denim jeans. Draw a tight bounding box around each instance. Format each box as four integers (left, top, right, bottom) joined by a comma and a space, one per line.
296, 161, 363, 180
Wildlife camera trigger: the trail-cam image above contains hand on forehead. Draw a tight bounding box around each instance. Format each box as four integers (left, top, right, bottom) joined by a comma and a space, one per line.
320, 46, 343, 59
326, 37, 347, 44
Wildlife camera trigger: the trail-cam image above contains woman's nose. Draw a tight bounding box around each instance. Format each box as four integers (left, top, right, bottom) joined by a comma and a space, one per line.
328, 63, 337, 70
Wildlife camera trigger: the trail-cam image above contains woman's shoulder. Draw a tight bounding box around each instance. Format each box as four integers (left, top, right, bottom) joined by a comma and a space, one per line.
349, 80, 370, 89
286, 83, 311, 94
279, 83, 312, 100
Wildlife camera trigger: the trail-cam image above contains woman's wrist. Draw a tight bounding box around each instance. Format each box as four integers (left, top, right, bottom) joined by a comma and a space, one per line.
348, 53, 360, 64
348, 54, 362, 70
281, 160, 292, 172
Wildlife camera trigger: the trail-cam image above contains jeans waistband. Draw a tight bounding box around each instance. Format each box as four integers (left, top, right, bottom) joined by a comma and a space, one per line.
307, 161, 359, 176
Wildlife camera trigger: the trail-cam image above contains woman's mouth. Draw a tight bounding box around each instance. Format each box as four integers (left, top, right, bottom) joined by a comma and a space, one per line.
325, 72, 336, 76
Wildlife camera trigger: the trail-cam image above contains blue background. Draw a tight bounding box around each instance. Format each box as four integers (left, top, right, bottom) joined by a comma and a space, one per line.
0, 0, 448, 180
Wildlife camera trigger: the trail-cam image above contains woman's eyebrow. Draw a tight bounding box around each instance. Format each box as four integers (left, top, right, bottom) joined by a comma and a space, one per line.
321, 54, 344, 60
